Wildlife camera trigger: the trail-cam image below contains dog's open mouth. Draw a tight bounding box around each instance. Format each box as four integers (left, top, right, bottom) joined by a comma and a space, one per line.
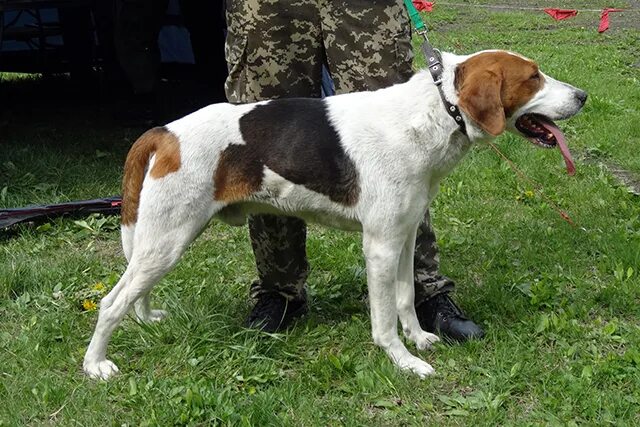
516, 114, 557, 148
515, 113, 576, 175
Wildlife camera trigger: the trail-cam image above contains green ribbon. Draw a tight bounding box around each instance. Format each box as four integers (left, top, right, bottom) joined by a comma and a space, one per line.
403, 0, 426, 32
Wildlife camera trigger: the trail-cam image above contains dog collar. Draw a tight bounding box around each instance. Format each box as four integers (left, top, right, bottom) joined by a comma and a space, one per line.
403, 0, 467, 135
420, 39, 467, 136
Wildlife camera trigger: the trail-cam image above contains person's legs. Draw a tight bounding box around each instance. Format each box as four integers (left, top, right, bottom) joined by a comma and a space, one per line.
114, 0, 167, 94
92, 1, 128, 98
321, 0, 413, 94
113, 0, 168, 124
179, 0, 228, 104
414, 212, 455, 302
322, 0, 483, 341
58, 6, 94, 85
244, 215, 310, 331
225, 0, 323, 103
413, 212, 484, 341
225, 0, 323, 331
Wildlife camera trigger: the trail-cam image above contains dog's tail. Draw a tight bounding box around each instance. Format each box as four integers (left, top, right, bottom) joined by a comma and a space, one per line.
121, 126, 180, 229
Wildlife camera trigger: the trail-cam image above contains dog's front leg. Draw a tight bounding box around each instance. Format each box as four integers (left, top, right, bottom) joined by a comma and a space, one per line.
396, 224, 440, 351
363, 230, 435, 378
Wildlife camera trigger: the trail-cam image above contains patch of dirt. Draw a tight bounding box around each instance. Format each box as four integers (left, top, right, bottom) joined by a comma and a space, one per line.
603, 162, 640, 195
579, 153, 640, 195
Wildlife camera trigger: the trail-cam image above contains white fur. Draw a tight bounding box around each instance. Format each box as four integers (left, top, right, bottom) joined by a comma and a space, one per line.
510, 73, 585, 125
83, 50, 585, 380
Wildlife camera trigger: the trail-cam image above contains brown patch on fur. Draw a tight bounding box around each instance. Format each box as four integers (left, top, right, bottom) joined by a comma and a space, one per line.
213, 146, 262, 202
149, 131, 181, 179
455, 52, 544, 136
121, 127, 180, 225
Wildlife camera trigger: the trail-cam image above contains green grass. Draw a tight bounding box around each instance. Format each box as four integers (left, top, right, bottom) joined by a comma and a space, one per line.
2, 4, 640, 426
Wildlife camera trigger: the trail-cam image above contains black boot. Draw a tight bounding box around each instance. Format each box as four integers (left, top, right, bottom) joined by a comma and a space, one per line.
245, 289, 308, 333
416, 292, 484, 342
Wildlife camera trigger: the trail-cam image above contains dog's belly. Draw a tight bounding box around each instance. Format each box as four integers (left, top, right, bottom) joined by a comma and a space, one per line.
216, 202, 362, 232
295, 209, 362, 231
214, 167, 363, 231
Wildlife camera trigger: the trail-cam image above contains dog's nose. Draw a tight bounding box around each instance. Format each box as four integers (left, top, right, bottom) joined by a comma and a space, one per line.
575, 90, 588, 107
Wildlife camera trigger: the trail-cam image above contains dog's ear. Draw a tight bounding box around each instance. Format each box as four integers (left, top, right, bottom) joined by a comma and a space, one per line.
456, 69, 506, 136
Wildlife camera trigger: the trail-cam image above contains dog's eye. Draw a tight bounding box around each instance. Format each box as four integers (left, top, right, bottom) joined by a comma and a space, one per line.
530, 72, 540, 80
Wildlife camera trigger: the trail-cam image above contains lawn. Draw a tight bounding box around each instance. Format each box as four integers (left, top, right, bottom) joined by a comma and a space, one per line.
2, 2, 640, 425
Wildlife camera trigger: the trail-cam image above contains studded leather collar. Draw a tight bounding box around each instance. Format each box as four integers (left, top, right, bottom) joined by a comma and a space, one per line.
419, 39, 467, 136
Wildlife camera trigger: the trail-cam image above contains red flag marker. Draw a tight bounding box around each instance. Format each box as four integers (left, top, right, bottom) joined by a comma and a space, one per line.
543, 8, 578, 20
413, 0, 434, 12
598, 8, 624, 33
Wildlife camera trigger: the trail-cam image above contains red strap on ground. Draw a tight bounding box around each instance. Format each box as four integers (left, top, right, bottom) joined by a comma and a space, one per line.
598, 8, 624, 33
543, 8, 578, 20
485, 140, 576, 227
413, 0, 434, 12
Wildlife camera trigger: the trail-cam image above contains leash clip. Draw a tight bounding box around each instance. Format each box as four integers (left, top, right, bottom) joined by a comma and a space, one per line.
416, 28, 429, 38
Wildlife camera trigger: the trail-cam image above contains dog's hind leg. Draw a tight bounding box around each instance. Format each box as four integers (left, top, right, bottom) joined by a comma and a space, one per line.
100, 221, 166, 322
83, 198, 217, 380
122, 223, 135, 262
363, 229, 435, 378
83, 260, 168, 380
98, 223, 136, 313
132, 291, 167, 323
119, 217, 172, 323
395, 224, 440, 351
134, 293, 168, 323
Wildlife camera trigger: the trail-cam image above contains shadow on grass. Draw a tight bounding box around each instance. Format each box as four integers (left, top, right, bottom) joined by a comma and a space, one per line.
0, 75, 145, 208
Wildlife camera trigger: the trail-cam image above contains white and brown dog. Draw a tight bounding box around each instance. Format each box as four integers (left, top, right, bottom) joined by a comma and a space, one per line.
84, 50, 586, 380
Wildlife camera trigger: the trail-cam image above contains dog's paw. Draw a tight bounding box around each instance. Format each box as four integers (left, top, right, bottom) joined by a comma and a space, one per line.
137, 309, 169, 323
83, 359, 119, 380
414, 331, 440, 351
396, 355, 436, 378
146, 309, 169, 322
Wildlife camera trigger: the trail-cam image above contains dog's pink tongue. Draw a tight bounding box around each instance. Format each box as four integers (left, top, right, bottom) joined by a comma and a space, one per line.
540, 118, 576, 176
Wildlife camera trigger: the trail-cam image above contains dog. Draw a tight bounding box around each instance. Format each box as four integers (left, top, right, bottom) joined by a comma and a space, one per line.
83, 50, 587, 380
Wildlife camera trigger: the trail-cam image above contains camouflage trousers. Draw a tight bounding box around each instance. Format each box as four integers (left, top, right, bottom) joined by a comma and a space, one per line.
225, 0, 454, 304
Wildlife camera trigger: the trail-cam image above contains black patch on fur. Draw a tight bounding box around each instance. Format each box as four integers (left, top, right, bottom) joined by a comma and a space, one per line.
230, 98, 360, 205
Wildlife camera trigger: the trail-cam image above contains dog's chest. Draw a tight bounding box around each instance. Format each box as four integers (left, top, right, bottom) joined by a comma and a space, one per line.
424, 133, 473, 181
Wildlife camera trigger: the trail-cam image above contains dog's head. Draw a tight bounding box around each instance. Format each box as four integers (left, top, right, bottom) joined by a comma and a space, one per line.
454, 51, 587, 150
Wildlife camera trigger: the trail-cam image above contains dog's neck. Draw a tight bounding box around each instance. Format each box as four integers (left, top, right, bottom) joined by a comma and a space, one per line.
406, 52, 490, 143
384, 62, 474, 178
